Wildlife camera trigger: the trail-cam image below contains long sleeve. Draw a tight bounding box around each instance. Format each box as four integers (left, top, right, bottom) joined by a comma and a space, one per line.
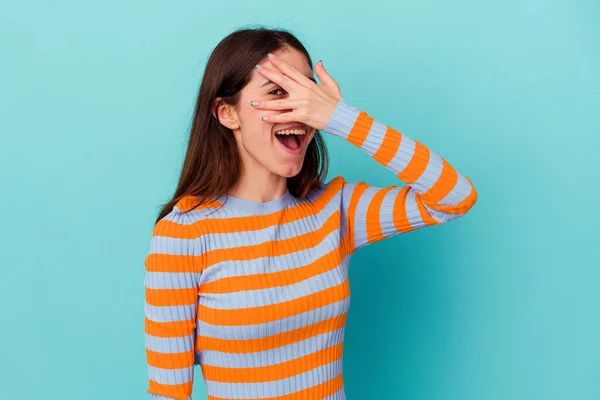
144, 209, 201, 400
323, 98, 478, 254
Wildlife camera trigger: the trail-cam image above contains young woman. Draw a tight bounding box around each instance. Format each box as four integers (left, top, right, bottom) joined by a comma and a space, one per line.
144, 27, 478, 400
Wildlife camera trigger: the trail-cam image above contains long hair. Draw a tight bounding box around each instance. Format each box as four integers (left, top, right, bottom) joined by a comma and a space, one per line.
154, 26, 329, 224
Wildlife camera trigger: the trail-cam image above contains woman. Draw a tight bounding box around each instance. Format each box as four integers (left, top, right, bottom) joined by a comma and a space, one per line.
144, 27, 478, 400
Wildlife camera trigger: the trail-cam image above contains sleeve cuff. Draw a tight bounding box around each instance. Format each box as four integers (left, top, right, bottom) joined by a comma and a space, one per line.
322, 98, 362, 139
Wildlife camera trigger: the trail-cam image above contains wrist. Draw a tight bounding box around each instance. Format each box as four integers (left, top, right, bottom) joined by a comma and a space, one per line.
321, 98, 362, 138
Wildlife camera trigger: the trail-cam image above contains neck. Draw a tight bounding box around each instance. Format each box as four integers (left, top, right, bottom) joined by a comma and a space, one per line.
228, 169, 288, 203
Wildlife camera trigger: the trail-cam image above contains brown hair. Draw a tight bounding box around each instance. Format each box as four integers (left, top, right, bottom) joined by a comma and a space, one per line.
154, 25, 329, 224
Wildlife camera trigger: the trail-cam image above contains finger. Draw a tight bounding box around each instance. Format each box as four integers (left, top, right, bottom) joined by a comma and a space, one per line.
250, 98, 302, 110
261, 110, 297, 123
315, 60, 339, 88
255, 64, 295, 92
266, 52, 316, 89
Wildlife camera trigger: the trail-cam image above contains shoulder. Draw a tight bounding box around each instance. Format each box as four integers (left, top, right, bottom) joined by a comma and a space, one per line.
145, 197, 216, 274
174, 194, 223, 214
300, 176, 344, 205
322, 177, 374, 212
152, 195, 223, 239
324, 175, 365, 195
300, 175, 360, 213
310, 175, 368, 200
319, 175, 345, 195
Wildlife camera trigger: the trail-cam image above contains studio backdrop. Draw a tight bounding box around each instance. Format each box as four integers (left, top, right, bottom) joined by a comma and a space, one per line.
1, 1, 598, 399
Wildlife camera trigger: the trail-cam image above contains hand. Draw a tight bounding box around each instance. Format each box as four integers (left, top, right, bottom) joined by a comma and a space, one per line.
250, 53, 342, 131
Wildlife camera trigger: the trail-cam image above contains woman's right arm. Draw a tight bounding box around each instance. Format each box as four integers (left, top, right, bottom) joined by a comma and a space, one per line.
144, 209, 201, 400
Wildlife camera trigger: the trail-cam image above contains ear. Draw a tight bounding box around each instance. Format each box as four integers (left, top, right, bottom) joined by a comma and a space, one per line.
212, 98, 240, 130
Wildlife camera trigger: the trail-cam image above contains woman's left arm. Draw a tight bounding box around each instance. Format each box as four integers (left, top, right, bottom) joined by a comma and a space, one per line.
323, 98, 478, 253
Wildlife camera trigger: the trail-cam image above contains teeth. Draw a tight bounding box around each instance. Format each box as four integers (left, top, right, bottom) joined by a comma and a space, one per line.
275, 129, 307, 135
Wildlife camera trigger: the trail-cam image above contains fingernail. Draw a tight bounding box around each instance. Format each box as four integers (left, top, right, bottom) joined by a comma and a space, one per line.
261, 115, 269, 121
267, 52, 274, 58
319, 60, 323, 67
250, 100, 259, 107
255, 63, 262, 69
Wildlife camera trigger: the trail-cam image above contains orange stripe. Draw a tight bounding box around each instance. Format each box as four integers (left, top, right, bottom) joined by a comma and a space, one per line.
146, 287, 198, 307
200, 247, 343, 294
148, 380, 192, 400
144, 253, 199, 273
373, 126, 402, 166
344, 182, 369, 254
145, 317, 195, 338
365, 186, 395, 244
392, 186, 412, 234
207, 373, 344, 400
202, 210, 341, 267
176, 195, 223, 212
197, 278, 349, 326
196, 314, 347, 353
346, 112, 374, 147
153, 218, 198, 239
146, 348, 194, 369
398, 140, 430, 184
427, 176, 478, 215
202, 342, 344, 383
421, 157, 458, 204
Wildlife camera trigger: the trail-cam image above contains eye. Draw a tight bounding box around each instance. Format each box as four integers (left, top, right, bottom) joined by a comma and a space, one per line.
268, 87, 286, 96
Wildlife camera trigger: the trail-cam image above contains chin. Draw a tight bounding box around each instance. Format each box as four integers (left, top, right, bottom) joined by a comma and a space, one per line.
274, 160, 304, 178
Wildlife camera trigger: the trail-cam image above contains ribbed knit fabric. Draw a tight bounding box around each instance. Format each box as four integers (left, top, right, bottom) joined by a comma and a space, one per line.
144, 98, 478, 400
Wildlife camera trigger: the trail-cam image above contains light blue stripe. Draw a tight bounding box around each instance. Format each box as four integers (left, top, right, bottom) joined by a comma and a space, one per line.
411, 151, 443, 194
145, 333, 195, 353
352, 186, 380, 250
149, 235, 196, 256
323, 99, 360, 140
201, 327, 345, 368
439, 174, 474, 206
423, 203, 465, 223
405, 190, 425, 230
198, 229, 341, 285
200, 263, 346, 310
196, 295, 350, 340
323, 387, 346, 400
360, 118, 388, 155
387, 131, 416, 175
148, 365, 193, 385
379, 187, 403, 239
168, 207, 198, 223
145, 302, 197, 323
144, 271, 198, 289
215, 188, 294, 216
204, 358, 343, 399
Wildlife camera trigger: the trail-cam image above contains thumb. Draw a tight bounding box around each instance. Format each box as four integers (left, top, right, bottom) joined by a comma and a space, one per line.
315, 60, 338, 88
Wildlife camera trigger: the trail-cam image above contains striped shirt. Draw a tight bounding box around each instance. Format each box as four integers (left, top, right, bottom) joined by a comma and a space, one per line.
144, 98, 478, 399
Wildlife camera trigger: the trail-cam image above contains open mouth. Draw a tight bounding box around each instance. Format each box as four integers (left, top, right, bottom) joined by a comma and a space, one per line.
274, 128, 307, 153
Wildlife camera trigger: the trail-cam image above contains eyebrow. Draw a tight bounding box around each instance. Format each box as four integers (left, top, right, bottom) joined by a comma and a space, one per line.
260, 76, 316, 88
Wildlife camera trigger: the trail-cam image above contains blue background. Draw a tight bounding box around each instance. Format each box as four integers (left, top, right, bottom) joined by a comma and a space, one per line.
1, 1, 599, 399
